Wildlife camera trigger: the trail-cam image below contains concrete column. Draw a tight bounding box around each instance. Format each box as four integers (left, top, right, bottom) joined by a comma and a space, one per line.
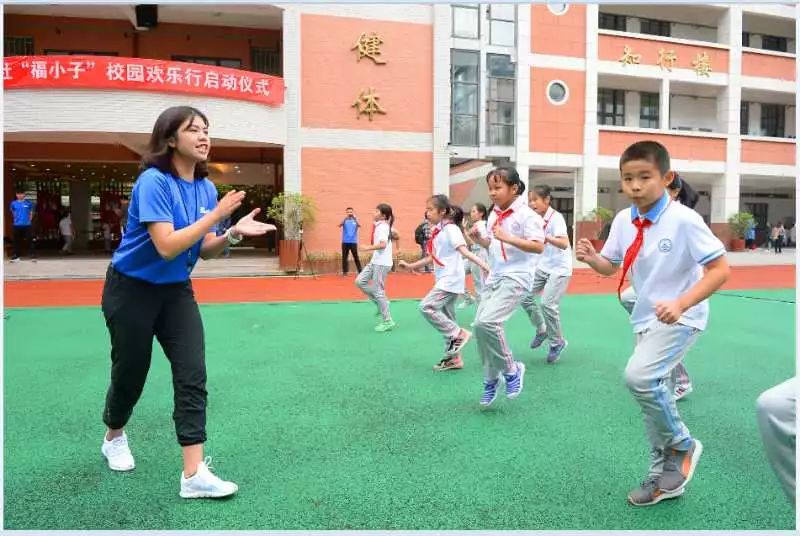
660, 77, 670, 130
433, 4, 451, 195
282, 7, 302, 194
577, 2, 600, 240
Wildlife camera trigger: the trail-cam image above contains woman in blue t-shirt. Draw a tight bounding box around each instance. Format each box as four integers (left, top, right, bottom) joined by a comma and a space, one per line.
100, 106, 274, 499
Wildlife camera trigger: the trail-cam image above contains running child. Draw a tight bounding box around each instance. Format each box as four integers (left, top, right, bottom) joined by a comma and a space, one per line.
576, 140, 729, 506
468, 167, 545, 407
458, 203, 490, 309
520, 184, 572, 364
620, 173, 697, 400
355, 203, 396, 332
398, 195, 490, 371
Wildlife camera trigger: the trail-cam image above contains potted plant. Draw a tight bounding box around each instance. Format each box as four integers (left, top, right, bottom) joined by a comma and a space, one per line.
586, 206, 614, 251
266, 192, 317, 272
727, 212, 754, 252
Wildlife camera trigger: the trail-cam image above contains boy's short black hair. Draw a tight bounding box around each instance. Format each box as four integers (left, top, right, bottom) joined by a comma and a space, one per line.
619, 140, 671, 175
346, 207, 353, 210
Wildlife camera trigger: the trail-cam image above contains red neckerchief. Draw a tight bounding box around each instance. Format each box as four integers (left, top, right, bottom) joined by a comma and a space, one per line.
617, 200, 671, 299
542, 207, 555, 232
493, 207, 515, 261
427, 224, 445, 267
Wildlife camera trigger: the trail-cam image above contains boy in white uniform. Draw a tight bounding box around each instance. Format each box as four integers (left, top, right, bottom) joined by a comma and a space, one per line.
576, 141, 730, 506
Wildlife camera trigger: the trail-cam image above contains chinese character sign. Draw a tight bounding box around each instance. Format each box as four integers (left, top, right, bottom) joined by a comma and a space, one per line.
657, 48, 678, 71
352, 32, 386, 64
352, 88, 386, 121
3, 55, 285, 106
619, 45, 641, 66
692, 52, 713, 77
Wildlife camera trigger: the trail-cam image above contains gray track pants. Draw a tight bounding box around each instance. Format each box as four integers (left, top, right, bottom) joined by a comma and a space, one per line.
355, 263, 392, 321
757, 377, 796, 502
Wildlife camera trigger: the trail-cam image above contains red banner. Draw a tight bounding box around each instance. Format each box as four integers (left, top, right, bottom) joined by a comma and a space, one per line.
3, 55, 284, 106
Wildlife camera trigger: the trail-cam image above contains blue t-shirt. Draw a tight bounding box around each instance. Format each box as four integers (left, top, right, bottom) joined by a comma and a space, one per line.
342, 217, 359, 244
10, 200, 34, 227
112, 167, 219, 284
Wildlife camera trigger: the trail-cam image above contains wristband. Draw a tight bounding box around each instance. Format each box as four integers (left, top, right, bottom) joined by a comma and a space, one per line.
225, 228, 243, 245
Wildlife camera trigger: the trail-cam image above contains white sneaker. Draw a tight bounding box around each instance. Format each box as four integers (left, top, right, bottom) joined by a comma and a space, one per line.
101, 432, 135, 471
180, 457, 238, 499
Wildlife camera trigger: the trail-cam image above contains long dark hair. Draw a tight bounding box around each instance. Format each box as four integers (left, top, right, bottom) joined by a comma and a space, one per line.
472, 202, 488, 221
429, 194, 465, 228
376, 203, 395, 237
140, 106, 210, 179
486, 166, 526, 204
669, 174, 699, 210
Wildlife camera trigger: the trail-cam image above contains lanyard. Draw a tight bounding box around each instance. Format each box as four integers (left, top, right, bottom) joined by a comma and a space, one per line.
175, 177, 200, 269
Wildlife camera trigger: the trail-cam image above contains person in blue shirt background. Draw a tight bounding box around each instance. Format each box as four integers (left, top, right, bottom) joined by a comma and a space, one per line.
99, 106, 274, 499
339, 206, 362, 275
9, 189, 34, 261
745, 219, 756, 250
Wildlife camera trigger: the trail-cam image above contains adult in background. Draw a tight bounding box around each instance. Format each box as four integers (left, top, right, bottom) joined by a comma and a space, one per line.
9, 189, 34, 262
99, 106, 275, 499
339, 207, 362, 275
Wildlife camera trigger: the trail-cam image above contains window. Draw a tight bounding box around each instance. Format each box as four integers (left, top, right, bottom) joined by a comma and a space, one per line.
172, 55, 242, 68
452, 5, 479, 39
546, 80, 568, 105
639, 92, 659, 129
451, 50, 480, 146
599, 13, 626, 32
761, 35, 788, 53
742, 31, 751, 47
251, 47, 281, 75
740, 102, 750, 135
44, 50, 118, 56
548, 3, 568, 15
489, 4, 516, 47
486, 54, 515, 145
4, 36, 34, 56
761, 104, 785, 137
597, 89, 625, 126
640, 18, 670, 37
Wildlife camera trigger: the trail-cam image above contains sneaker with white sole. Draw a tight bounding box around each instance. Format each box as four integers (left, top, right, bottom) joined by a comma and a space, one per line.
546, 339, 568, 364
658, 439, 703, 493
180, 457, 239, 499
433, 355, 463, 371
674, 383, 693, 401
628, 475, 685, 506
530, 331, 547, 349
504, 362, 526, 399
480, 378, 501, 407
446, 329, 472, 356
101, 432, 135, 472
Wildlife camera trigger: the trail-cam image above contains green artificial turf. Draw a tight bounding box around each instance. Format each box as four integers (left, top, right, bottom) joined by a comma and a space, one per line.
4, 289, 795, 530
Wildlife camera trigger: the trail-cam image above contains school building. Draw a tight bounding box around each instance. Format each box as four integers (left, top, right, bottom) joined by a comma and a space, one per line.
3, 3, 797, 259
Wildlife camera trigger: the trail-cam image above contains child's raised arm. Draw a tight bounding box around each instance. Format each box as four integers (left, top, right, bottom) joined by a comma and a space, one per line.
575, 238, 618, 276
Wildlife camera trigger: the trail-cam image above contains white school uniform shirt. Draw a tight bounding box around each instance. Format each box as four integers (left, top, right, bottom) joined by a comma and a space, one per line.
537, 207, 573, 277
600, 191, 726, 334
484, 195, 546, 291
370, 220, 394, 267
431, 222, 467, 294
469, 220, 488, 253
59, 215, 73, 237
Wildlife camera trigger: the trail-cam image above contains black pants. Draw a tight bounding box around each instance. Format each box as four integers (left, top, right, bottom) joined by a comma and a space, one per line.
101, 266, 207, 446
12, 226, 31, 259
341, 242, 362, 274
774, 238, 783, 253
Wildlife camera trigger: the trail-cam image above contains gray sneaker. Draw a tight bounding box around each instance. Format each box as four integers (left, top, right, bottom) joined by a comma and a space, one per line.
628, 476, 685, 506
659, 439, 703, 493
